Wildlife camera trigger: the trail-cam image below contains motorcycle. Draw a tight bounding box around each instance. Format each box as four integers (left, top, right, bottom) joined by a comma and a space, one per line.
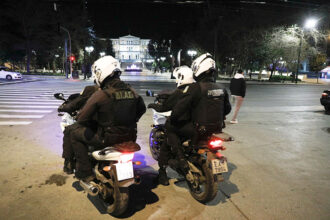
147, 90, 232, 203
54, 92, 141, 216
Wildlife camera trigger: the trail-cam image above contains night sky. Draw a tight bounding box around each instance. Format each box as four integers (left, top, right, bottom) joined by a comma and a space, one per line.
87, 0, 329, 39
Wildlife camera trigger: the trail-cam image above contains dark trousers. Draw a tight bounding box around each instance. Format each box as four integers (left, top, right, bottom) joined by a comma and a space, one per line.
70, 125, 104, 179
158, 121, 194, 167
62, 123, 80, 160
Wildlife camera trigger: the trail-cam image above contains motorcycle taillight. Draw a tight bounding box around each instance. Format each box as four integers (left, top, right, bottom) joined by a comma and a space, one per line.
208, 138, 225, 150
119, 153, 134, 163
322, 92, 328, 97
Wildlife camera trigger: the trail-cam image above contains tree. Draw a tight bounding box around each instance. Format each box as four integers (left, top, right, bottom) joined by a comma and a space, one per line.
105, 39, 115, 57
310, 53, 327, 82
148, 39, 171, 59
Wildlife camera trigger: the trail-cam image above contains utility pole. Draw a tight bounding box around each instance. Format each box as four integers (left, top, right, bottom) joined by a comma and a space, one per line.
60, 26, 72, 78
296, 32, 303, 84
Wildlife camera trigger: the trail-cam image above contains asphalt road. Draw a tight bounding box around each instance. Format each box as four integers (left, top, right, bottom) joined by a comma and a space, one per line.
0, 78, 329, 220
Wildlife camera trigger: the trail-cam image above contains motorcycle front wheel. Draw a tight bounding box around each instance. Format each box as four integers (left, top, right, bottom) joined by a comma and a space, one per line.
149, 128, 162, 161
189, 161, 218, 203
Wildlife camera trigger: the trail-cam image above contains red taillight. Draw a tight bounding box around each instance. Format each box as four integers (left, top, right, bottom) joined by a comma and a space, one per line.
119, 153, 134, 163
322, 93, 327, 97
208, 139, 225, 150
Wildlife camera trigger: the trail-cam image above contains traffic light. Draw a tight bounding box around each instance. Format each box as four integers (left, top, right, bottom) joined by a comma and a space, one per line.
70, 55, 75, 62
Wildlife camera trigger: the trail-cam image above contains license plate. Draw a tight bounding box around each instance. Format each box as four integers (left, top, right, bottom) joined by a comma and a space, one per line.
211, 159, 228, 174
114, 162, 134, 181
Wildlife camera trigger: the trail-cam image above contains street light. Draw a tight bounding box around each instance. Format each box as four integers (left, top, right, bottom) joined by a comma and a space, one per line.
187, 50, 197, 62
296, 18, 318, 83
100, 52, 105, 57
85, 46, 94, 54
160, 57, 166, 61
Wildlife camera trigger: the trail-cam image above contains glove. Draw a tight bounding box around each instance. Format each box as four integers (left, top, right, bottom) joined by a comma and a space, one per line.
147, 103, 157, 109
58, 104, 65, 112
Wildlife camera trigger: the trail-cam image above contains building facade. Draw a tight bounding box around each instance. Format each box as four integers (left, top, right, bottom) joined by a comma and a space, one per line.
110, 35, 152, 65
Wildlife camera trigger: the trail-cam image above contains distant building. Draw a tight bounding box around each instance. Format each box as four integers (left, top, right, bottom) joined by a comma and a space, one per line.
110, 35, 153, 67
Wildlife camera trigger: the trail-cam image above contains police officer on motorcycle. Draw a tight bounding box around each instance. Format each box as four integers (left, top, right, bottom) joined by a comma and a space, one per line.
58, 83, 99, 174
70, 56, 146, 182
168, 53, 231, 181
148, 66, 195, 185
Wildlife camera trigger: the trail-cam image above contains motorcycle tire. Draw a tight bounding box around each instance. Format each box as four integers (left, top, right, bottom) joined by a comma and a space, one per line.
104, 187, 129, 217
149, 128, 162, 161
189, 161, 218, 203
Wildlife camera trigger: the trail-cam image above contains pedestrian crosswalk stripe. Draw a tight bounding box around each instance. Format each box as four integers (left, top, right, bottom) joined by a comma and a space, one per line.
0, 121, 32, 125
0, 98, 62, 102
0, 109, 52, 113
0, 97, 63, 103
0, 92, 49, 94
0, 114, 44, 119
0, 105, 58, 109
0, 101, 62, 105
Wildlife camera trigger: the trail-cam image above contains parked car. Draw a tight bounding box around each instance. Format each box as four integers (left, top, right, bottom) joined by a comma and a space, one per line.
320, 90, 330, 112
0, 66, 23, 80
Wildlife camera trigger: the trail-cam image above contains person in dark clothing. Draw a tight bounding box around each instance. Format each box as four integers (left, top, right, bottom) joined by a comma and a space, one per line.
70, 56, 146, 181
148, 66, 195, 185
58, 84, 99, 174
229, 69, 246, 124
169, 53, 231, 180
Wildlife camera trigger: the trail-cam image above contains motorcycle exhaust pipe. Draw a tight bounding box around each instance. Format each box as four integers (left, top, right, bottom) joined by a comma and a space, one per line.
79, 180, 99, 196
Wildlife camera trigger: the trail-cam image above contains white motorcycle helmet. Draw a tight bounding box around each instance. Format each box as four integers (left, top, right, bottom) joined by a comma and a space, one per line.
92, 56, 121, 86
191, 53, 216, 79
173, 66, 195, 87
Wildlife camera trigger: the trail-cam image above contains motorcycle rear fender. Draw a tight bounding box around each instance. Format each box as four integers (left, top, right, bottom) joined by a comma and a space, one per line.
206, 151, 218, 161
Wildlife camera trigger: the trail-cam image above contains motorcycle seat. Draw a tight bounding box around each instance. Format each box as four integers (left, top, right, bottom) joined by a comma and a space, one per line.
213, 132, 234, 142
92, 147, 123, 161
110, 141, 141, 152
92, 142, 140, 161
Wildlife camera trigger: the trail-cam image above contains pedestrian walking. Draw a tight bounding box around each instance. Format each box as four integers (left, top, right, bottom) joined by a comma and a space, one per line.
229, 69, 246, 124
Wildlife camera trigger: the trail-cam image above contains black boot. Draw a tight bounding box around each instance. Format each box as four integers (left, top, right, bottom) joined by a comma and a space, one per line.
158, 167, 169, 186
63, 159, 75, 175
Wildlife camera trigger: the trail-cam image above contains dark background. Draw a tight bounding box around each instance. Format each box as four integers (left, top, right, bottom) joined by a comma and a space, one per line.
87, 0, 329, 39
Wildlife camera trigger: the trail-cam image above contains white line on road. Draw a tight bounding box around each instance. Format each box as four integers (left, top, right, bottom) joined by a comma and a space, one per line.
0, 98, 62, 102
242, 105, 324, 112
0, 105, 58, 109
0, 101, 62, 105
0, 121, 32, 126
0, 109, 52, 113
0, 114, 44, 119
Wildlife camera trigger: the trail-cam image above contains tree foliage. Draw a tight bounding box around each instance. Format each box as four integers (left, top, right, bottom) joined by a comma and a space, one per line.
0, 0, 93, 73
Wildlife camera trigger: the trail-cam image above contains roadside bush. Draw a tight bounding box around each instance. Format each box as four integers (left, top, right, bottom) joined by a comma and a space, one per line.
22, 71, 65, 76
269, 75, 301, 82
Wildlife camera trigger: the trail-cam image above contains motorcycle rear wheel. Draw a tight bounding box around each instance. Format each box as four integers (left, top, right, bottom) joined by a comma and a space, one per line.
189, 161, 218, 203
104, 187, 129, 217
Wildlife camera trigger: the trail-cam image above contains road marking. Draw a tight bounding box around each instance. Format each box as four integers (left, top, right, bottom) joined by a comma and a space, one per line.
0, 105, 58, 109
0, 101, 62, 105
242, 105, 323, 112
0, 98, 62, 102
0, 114, 44, 118
0, 109, 52, 113
0, 121, 32, 125
0, 92, 53, 95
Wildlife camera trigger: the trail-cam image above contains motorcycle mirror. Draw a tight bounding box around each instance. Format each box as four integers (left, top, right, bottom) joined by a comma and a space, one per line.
54, 93, 66, 101
146, 90, 154, 97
